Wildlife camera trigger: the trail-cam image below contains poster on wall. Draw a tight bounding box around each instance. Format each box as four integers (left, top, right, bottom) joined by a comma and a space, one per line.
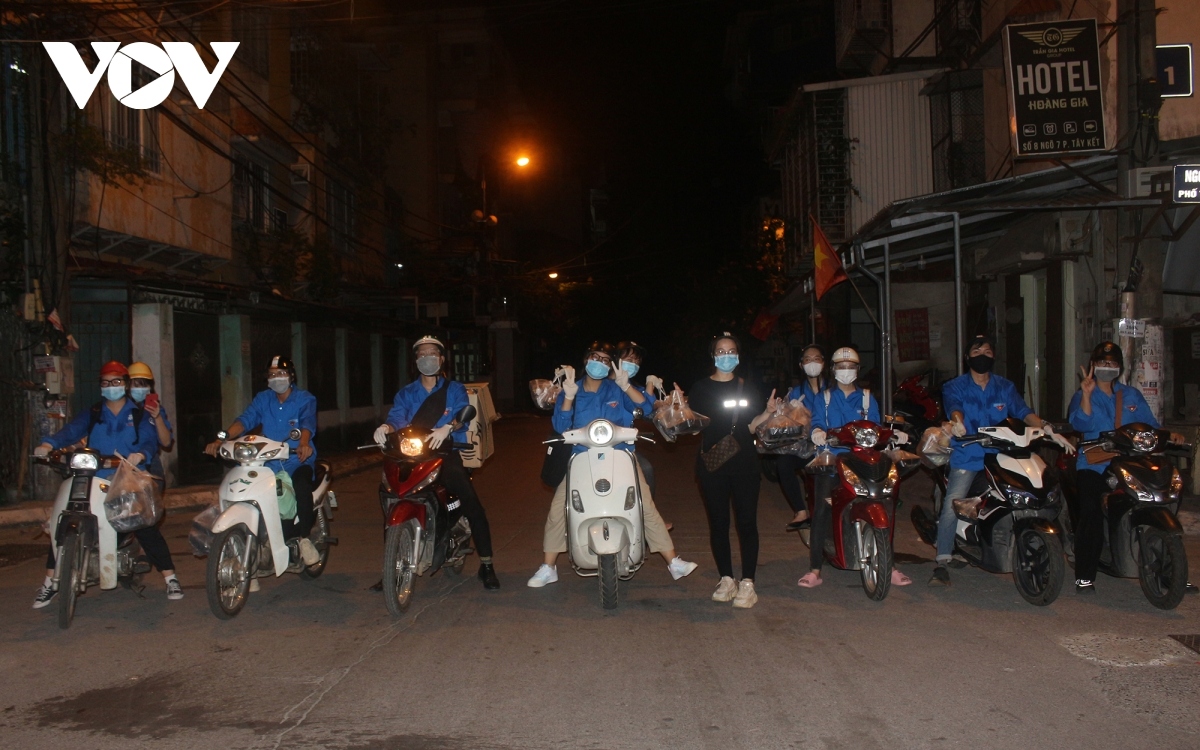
1134, 323, 1164, 424
894, 308, 931, 362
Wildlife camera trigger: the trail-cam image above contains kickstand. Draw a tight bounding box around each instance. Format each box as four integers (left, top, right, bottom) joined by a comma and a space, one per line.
121, 576, 147, 599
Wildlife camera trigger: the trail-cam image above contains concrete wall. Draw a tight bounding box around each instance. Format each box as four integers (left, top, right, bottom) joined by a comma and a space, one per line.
131, 303, 177, 486
889, 282, 959, 379
1157, 1, 1200, 142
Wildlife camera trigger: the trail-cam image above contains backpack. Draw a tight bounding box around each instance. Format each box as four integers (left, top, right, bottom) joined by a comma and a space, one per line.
823, 388, 871, 419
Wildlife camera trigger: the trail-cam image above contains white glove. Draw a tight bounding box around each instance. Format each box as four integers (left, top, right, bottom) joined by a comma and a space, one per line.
125, 452, 145, 466
562, 366, 578, 398
373, 423, 392, 445
1042, 424, 1076, 455
611, 362, 630, 391
645, 375, 664, 393
951, 419, 967, 438
427, 424, 453, 450
811, 428, 826, 447
33, 444, 51, 457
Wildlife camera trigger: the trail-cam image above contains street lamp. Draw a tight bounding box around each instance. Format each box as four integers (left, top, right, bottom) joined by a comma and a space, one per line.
548, 272, 558, 279
516, 155, 531, 167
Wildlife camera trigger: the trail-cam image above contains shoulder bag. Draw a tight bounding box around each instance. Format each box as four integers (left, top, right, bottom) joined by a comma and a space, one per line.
701, 379, 744, 472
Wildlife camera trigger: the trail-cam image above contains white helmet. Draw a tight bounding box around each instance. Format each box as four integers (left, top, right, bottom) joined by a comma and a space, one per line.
413, 336, 445, 354
831, 346, 860, 365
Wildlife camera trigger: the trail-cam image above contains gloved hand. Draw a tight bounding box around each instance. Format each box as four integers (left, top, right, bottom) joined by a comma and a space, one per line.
373, 423, 392, 445
562, 366, 578, 398
33, 443, 51, 457
612, 362, 630, 391
951, 418, 967, 438
427, 424, 453, 450
811, 428, 826, 447
125, 452, 145, 466
645, 375, 664, 393
1042, 423, 1076, 455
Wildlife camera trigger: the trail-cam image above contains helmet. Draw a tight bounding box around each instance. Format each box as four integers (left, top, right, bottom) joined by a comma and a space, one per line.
967, 334, 995, 355
267, 355, 297, 383
831, 347, 860, 365
616, 340, 646, 362
412, 336, 446, 355
584, 340, 616, 360
127, 362, 154, 381
99, 361, 128, 379
1091, 341, 1123, 370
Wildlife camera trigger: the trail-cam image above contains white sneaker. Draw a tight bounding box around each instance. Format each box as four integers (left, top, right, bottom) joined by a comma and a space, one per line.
732, 579, 757, 609
249, 578, 260, 593
32, 583, 57, 609
526, 564, 558, 588
712, 576, 737, 602
166, 579, 184, 600
668, 557, 698, 581
298, 538, 321, 566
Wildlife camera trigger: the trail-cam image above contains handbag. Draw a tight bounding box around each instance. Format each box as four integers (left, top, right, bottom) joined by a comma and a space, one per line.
1082, 389, 1123, 465
701, 379, 744, 472
541, 431, 571, 487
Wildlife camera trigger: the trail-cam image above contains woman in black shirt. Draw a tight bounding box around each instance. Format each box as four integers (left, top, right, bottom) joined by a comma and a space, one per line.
680, 333, 775, 609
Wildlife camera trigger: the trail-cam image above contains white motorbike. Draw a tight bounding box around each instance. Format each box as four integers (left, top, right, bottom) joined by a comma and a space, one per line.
557, 419, 653, 609
205, 432, 336, 619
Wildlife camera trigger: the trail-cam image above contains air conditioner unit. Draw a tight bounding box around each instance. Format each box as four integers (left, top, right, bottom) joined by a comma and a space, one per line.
290, 163, 311, 185
1044, 212, 1088, 257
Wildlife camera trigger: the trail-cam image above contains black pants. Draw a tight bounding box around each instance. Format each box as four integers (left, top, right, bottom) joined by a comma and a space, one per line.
808, 473, 836, 571
281, 464, 316, 540
1074, 469, 1108, 582
695, 458, 760, 580
45, 524, 175, 573
776, 455, 807, 514
636, 452, 656, 498
439, 452, 494, 559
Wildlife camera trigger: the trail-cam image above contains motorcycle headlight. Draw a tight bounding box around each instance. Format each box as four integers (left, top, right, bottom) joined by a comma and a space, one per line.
1131, 430, 1158, 453
855, 427, 878, 448
588, 421, 613, 445
69, 453, 99, 471
883, 464, 899, 494
400, 437, 424, 457
1170, 468, 1183, 501
233, 442, 262, 461
1004, 489, 1039, 508
1118, 466, 1158, 502
259, 448, 281, 459
840, 463, 869, 496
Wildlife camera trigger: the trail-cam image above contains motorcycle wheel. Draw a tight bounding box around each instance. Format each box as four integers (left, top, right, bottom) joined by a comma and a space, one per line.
57, 531, 82, 630
860, 525, 892, 602
1012, 527, 1064, 606
383, 521, 417, 617
207, 526, 251, 619
1137, 527, 1188, 610
300, 508, 331, 580
599, 553, 619, 610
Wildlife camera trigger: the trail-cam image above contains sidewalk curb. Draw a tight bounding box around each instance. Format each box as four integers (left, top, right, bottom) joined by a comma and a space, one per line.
0, 453, 384, 529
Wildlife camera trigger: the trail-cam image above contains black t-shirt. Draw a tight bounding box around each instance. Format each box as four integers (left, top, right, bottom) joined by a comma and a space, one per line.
688, 376, 762, 455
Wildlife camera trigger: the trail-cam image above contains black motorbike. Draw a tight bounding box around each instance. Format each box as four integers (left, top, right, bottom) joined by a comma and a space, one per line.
1071, 423, 1189, 610
913, 418, 1067, 605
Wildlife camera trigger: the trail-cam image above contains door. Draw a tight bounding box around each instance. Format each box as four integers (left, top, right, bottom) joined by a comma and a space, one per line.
173, 312, 222, 484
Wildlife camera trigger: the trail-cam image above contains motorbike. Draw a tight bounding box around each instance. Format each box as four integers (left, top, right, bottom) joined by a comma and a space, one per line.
377, 405, 478, 617
893, 372, 942, 434
912, 418, 1067, 606
205, 431, 336, 619
802, 418, 918, 601
37, 449, 153, 629
1072, 423, 1190, 609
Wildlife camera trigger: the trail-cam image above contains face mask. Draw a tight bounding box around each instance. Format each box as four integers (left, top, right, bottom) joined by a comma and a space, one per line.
1094, 366, 1120, 382
803, 362, 824, 378
101, 386, 126, 402
130, 387, 151, 403
620, 360, 639, 378
835, 369, 857, 385
585, 360, 610, 379
967, 354, 994, 374
416, 355, 441, 376
268, 377, 291, 394
714, 354, 739, 373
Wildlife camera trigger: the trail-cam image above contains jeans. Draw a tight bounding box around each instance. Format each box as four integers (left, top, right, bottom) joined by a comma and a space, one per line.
808, 473, 835, 571
695, 458, 761, 580
936, 468, 979, 561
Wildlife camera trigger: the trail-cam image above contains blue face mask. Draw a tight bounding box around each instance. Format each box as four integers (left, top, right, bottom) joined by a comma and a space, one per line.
620, 360, 639, 378
585, 360, 610, 379
714, 354, 739, 373
130, 387, 151, 403
101, 386, 126, 402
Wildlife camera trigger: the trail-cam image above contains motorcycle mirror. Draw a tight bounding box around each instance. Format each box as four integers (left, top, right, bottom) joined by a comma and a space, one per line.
632, 408, 644, 420
455, 404, 477, 424
289, 428, 302, 441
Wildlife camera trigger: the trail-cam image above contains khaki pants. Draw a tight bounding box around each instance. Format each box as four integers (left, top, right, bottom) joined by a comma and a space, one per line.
543, 455, 673, 555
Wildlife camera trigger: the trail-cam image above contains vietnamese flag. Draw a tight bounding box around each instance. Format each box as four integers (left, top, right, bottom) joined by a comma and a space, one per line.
749, 309, 779, 341
811, 215, 847, 300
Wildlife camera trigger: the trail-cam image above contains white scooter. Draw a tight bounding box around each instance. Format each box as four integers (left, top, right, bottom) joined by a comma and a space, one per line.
558, 419, 653, 609
205, 431, 336, 619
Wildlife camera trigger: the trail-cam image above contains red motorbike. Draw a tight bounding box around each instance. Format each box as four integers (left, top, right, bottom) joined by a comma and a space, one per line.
803, 419, 919, 600
893, 372, 942, 433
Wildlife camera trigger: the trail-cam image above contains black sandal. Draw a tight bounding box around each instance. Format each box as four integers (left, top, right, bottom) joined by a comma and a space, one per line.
785, 517, 811, 532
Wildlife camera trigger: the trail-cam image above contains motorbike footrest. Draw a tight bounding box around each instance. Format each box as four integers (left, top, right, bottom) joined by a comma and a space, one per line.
132, 561, 152, 575
324, 536, 339, 545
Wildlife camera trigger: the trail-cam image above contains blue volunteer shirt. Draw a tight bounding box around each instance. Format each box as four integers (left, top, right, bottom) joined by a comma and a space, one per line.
1068, 382, 1158, 472
810, 386, 880, 455
149, 405, 174, 478
631, 384, 657, 415
386, 378, 470, 445
45, 399, 158, 479
942, 372, 1032, 471
235, 387, 318, 473
553, 378, 645, 454
786, 379, 827, 408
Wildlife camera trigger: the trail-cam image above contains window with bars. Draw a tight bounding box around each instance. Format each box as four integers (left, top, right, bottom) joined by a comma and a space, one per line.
930, 69, 985, 192
233, 156, 268, 230
233, 7, 270, 77
290, 31, 319, 98
327, 180, 355, 254
813, 89, 849, 241
107, 63, 160, 174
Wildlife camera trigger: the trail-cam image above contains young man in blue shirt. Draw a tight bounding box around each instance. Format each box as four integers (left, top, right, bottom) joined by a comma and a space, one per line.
527, 341, 697, 587
33, 361, 182, 606
206, 356, 320, 567
373, 337, 499, 590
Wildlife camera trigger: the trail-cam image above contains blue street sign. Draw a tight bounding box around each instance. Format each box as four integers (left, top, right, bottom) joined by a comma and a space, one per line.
1174, 165, 1200, 204
1157, 44, 1193, 98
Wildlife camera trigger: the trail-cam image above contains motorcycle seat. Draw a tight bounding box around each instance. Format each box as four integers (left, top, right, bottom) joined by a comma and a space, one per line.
314, 460, 332, 485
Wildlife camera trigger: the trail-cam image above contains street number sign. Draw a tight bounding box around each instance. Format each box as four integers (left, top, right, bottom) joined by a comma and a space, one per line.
1157, 44, 1194, 98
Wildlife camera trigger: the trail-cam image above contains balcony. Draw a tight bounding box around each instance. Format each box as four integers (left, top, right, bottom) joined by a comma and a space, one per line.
836, 0, 892, 74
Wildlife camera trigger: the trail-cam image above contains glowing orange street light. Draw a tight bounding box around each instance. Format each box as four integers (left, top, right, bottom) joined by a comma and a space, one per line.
548, 272, 559, 279
516, 155, 531, 167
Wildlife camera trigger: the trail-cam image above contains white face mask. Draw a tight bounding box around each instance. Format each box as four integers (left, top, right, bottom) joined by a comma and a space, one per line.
416, 355, 441, 376
834, 368, 858, 385
268, 377, 290, 394
1094, 366, 1120, 382
803, 362, 824, 378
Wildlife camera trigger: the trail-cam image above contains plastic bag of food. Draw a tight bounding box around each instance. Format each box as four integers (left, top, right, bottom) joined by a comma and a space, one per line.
917, 426, 953, 468
276, 470, 297, 521
652, 389, 711, 442
756, 400, 812, 456
804, 447, 839, 474
102, 458, 162, 532
189, 504, 221, 557
529, 368, 567, 411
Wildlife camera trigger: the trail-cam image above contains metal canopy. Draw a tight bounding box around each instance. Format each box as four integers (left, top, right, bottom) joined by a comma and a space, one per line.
70, 224, 230, 275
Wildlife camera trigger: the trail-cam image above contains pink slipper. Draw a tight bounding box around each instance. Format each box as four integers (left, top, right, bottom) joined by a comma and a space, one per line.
797, 572, 823, 588
891, 569, 912, 586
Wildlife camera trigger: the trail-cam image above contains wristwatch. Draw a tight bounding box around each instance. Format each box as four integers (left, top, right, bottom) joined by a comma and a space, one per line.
216, 430, 228, 441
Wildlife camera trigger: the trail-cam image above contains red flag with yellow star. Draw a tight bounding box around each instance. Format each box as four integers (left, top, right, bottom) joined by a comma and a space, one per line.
811, 215, 847, 300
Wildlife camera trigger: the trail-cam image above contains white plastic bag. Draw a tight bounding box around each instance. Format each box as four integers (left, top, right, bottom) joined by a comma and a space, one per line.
529, 367, 567, 411
103, 458, 162, 532
918, 426, 952, 468
189, 504, 221, 557
652, 389, 711, 442
756, 399, 812, 456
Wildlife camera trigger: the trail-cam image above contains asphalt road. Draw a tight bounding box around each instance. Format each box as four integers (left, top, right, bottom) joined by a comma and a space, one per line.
1, 414, 1197, 750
